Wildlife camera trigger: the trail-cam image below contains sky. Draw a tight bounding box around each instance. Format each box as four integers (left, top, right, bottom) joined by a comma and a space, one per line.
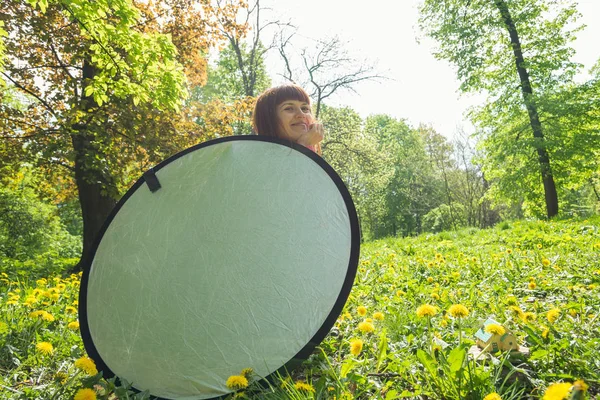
259, 0, 600, 139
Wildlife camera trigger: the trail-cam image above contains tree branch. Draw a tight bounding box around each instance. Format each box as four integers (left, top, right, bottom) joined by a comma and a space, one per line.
1, 72, 58, 118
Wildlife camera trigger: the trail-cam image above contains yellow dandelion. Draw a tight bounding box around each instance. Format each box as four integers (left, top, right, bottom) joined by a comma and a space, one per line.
226, 375, 248, 390
427, 277, 434, 283
36, 341, 53, 355
358, 321, 375, 333
483, 393, 502, 400
569, 309, 577, 317
573, 380, 588, 393
74, 388, 97, 400
42, 312, 55, 322
75, 357, 98, 375
54, 371, 69, 384
373, 312, 384, 321
36, 278, 47, 287
240, 368, 253, 377
396, 290, 405, 297
431, 292, 440, 300
484, 323, 506, 336
6, 300, 18, 305
528, 281, 537, 290
448, 304, 469, 318
542, 258, 550, 266
350, 338, 363, 356
68, 321, 80, 330
509, 306, 524, 318
416, 304, 437, 318
294, 381, 315, 393
542, 382, 572, 400
542, 328, 550, 339
57, 283, 66, 291
537, 243, 543, 249
452, 271, 460, 278
547, 308, 560, 323
65, 306, 77, 315
440, 318, 448, 327
356, 306, 367, 316
522, 312, 536, 322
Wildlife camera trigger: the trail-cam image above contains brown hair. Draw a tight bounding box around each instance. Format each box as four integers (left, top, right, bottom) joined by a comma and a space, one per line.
252, 84, 321, 155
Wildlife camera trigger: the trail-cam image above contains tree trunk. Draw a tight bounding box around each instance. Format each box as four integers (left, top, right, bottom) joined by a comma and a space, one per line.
71, 58, 117, 272
494, 0, 559, 218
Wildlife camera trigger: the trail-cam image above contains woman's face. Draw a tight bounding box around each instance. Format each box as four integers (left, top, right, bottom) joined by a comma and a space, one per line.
276, 100, 313, 142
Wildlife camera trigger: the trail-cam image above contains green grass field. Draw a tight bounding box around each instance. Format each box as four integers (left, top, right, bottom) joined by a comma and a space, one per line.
1, 217, 598, 399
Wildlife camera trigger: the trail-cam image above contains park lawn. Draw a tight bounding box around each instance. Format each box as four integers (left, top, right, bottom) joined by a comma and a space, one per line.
1, 217, 599, 399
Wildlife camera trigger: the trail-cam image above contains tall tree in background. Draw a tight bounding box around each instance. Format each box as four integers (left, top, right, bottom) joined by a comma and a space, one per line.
1, 0, 243, 270
419, 0, 587, 218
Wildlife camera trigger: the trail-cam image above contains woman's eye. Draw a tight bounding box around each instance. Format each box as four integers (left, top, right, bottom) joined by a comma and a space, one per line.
302, 108, 310, 112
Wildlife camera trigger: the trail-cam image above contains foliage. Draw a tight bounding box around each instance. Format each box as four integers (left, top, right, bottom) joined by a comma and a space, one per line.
1, 0, 248, 270
422, 202, 468, 233
0, 169, 80, 263
319, 106, 394, 241
419, 0, 598, 218
194, 42, 271, 103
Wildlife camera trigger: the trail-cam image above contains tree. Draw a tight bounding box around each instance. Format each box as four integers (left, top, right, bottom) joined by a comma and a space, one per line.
278, 34, 384, 118
419, 0, 586, 218
195, 42, 271, 103
319, 106, 393, 241
365, 116, 442, 237
213, 0, 280, 98
1, 0, 243, 270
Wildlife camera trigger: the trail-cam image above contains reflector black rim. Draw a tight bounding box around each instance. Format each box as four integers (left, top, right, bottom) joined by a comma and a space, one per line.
78, 135, 360, 399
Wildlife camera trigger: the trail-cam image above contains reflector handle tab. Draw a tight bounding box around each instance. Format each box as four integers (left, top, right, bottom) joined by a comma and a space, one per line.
143, 169, 161, 193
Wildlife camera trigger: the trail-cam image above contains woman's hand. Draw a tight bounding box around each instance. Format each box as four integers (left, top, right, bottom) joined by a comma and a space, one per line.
297, 123, 324, 147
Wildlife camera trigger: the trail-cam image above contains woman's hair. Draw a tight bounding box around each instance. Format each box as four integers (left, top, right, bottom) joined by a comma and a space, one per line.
252, 84, 311, 138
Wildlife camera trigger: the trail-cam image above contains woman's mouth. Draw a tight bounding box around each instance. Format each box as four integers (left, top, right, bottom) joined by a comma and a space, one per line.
292, 122, 308, 130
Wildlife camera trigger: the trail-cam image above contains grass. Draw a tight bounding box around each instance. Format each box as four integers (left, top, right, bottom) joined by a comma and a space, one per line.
1, 217, 599, 399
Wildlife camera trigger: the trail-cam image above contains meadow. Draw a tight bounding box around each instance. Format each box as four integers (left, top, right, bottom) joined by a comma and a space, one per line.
1, 217, 598, 399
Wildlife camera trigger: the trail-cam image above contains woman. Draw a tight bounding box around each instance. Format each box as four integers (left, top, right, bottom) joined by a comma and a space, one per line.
252, 84, 324, 155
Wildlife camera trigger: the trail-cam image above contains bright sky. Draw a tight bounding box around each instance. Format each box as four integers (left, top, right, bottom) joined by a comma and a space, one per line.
262, 0, 600, 139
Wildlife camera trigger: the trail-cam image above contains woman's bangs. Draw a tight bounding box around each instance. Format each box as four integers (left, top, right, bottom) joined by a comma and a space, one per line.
274, 85, 310, 105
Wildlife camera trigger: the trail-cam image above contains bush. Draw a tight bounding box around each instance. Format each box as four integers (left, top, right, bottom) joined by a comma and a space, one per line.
0, 187, 81, 261
422, 202, 467, 233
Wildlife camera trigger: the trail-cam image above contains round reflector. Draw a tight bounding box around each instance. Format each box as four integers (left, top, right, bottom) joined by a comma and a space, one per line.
79, 136, 359, 399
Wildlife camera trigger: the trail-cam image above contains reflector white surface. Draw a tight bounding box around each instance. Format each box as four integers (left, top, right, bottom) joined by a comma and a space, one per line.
81, 138, 358, 399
